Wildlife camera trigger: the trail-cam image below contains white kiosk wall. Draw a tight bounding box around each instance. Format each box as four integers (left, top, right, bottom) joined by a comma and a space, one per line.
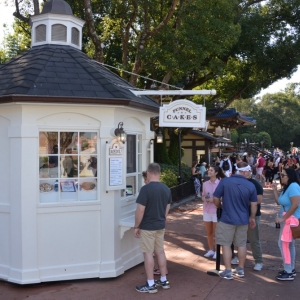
0, 103, 153, 284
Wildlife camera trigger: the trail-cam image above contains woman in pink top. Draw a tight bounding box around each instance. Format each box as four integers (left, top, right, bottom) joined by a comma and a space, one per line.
202, 166, 225, 259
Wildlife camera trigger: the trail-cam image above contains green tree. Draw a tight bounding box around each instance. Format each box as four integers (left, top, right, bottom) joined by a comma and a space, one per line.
8, 0, 300, 106
256, 131, 272, 149
0, 19, 31, 61
230, 129, 239, 145
154, 131, 172, 165
251, 85, 300, 150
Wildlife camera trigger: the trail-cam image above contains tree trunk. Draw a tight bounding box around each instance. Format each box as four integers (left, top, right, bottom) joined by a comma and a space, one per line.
130, 53, 143, 86
83, 0, 103, 62
33, 0, 40, 15
159, 71, 173, 89
121, 0, 138, 79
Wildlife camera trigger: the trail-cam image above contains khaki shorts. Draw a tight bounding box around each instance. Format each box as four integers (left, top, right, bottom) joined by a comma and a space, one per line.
139, 229, 165, 253
216, 221, 248, 247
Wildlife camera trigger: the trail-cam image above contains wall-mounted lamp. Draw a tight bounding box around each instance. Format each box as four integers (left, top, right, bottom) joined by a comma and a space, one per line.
114, 122, 126, 144
156, 129, 163, 143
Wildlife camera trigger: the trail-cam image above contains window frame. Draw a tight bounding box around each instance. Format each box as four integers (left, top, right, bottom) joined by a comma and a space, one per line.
38, 130, 99, 204
125, 133, 143, 198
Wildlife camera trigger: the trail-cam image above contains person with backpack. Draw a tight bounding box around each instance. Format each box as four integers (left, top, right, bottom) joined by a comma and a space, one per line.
191, 161, 202, 198
220, 154, 232, 177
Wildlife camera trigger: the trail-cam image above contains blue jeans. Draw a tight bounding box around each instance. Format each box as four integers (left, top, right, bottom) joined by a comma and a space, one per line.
278, 225, 296, 273
193, 177, 201, 195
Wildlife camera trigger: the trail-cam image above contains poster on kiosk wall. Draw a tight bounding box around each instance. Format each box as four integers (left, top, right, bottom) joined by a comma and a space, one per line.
159, 99, 206, 128
106, 140, 126, 191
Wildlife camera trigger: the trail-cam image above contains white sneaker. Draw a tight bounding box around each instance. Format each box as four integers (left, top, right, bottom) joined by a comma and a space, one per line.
204, 250, 215, 258
253, 263, 263, 271
213, 252, 217, 259
231, 257, 239, 265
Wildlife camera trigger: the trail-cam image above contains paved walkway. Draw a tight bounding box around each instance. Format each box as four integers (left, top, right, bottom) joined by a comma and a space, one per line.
1, 188, 300, 300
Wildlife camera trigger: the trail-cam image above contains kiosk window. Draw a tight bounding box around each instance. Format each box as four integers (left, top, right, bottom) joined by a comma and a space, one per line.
39, 131, 98, 203
125, 134, 142, 196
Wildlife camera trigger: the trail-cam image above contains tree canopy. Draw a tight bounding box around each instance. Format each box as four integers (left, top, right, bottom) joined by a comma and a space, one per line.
232, 83, 300, 150
0, 19, 31, 63
3, 0, 300, 110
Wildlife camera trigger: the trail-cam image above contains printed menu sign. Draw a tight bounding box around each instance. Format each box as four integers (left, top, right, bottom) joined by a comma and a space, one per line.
60, 181, 76, 192
109, 158, 122, 186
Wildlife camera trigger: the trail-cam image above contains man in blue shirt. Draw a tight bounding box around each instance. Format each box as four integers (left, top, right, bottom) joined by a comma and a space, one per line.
213, 162, 257, 279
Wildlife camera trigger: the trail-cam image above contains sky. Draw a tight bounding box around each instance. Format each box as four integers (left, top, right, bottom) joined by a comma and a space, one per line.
0, 3, 15, 44
1, 3, 300, 97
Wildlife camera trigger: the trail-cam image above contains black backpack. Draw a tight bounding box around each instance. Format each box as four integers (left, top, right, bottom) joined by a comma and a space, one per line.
222, 159, 230, 171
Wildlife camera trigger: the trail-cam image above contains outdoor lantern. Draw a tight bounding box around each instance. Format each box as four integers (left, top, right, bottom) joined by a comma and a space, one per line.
114, 122, 126, 144
156, 129, 163, 143
222, 127, 226, 137
215, 126, 222, 136
226, 128, 231, 139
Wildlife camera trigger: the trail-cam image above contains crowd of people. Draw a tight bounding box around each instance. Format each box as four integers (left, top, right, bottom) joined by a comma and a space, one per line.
190, 148, 300, 282
133, 148, 300, 293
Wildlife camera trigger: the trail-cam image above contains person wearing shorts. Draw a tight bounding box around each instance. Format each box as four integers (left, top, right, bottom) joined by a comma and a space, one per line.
134, 163, 172, 293
256, 153, 265, 182
202, 165, 224, 259
213, 162, 257, 280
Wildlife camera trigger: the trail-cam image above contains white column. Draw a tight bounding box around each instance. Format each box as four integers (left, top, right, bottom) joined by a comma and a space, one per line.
98, 129, 124, 277
8, 125, 40, 284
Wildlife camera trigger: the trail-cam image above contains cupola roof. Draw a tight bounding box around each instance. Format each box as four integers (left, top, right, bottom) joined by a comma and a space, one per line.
41, 0, 73, 15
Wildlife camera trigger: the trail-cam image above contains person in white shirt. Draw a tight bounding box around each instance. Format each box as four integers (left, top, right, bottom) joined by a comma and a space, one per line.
248, 154, 254, 166
273, 154, 281, 180
220, 155, 232, 177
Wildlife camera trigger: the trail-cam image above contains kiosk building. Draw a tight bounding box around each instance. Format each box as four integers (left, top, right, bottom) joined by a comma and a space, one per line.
0, 0, 159, 284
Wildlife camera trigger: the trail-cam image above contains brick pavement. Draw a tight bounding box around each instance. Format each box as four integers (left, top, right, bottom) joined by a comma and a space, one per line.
1, 188, 300, 300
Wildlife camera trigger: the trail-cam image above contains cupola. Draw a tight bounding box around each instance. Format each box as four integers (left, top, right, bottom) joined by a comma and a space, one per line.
30, 0, 85, 50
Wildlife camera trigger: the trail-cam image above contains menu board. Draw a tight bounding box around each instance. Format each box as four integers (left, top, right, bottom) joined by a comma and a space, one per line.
109, 158, 123, 186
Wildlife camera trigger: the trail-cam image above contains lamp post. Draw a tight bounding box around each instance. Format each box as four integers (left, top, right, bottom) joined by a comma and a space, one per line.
178, 128, 183, 185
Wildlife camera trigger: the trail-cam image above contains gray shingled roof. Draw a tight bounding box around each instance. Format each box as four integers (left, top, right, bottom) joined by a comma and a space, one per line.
0, 44, 159, 112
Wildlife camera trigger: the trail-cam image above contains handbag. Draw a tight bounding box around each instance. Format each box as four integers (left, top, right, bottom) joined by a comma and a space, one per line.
283, 205, 300, 239
291, 220, 300, 239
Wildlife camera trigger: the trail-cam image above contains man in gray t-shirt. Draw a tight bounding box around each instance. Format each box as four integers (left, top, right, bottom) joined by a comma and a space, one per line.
134, 163, 172, 293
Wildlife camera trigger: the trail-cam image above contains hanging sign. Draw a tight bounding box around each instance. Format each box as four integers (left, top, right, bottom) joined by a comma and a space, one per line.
159, 99, 206, 128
